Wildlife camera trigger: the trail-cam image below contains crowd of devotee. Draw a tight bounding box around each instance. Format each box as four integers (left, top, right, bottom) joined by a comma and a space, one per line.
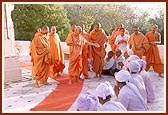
29, 22, 164, 111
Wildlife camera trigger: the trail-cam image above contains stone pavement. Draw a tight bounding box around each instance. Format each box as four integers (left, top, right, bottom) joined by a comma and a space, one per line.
3, 54, 165, 112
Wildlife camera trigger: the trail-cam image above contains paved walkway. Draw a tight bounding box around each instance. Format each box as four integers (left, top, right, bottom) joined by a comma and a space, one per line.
3, 54, 165, 112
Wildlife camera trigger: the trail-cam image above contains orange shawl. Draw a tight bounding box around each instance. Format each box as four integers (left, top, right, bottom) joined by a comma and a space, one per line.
49, 33, 65, 76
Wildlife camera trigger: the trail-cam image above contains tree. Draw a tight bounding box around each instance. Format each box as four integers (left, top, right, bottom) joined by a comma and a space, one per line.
11, 4, 70, 41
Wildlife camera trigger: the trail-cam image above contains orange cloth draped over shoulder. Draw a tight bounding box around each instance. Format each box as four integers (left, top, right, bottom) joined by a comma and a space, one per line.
34, 32, 41, 37
90, 29, 108, 73
81, 32, 92, 78
128, 32, 149, 58
109, 30, 120, 52
65, 32, 84, 80
29, 35, 51, 83
109, 30, 129, 52
145, 31, 164, 73
49, 33, 65, 77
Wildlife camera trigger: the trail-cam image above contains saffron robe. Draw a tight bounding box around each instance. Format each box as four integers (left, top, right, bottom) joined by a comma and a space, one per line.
30, 35, 51, 83
128, 32, 149, 58
145, 31, 164, 73
49, 33, 65, 77
90, 29, 108, 73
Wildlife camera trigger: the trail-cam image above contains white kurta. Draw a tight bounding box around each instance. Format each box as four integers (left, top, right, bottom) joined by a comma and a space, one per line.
103, 58, 115, 70
129, 73, 147, 103
117, 84, 147, 111
98, 100, 127, 111
140, 70, 155, 103
115, 55, 125, 70
115, 34, 130, 54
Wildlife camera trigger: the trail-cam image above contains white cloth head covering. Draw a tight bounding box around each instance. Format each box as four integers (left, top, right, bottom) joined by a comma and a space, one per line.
127, 60, 140, 73
123, 48, 134, 56
96, 81, 115, 100
137, 59, 146, 70
127, 55, 140, 62
124, 55, 140, 69
115, 70, 131, 82
77, 92, 99, 111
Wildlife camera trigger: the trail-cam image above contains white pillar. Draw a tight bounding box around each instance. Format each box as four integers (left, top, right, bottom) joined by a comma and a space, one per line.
3, 4, 22, 83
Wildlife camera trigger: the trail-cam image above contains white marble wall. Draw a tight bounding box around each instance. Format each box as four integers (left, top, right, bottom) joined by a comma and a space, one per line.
15, 41, 164, 64
3, 4, 22, 83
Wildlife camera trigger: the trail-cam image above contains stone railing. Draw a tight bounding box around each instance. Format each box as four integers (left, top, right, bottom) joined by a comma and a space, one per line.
14, 41, 164, 63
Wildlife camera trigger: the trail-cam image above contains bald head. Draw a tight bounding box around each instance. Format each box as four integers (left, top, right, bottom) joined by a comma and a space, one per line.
118, 23, 124, 29
71, 25, 77, 32
94, 22, 101, 27
42, 25, 49, 34
51, 26, 57, 34
94, 23, 101, 32
75, 26, 82, 35
151, 24, 158, 33
133, 26, 139, 34
80, 24, 85, 32
116, 49, 122, 57
37, 28, 41, 32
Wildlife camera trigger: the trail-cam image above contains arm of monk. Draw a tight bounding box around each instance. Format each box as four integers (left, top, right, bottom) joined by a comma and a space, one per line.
65, 34, 80, 46
84, 38, 100, 47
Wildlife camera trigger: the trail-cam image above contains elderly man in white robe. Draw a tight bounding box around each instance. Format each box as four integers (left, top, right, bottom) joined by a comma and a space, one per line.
114, 70, 148, 111
127, 60, 147, 103
137, 59, 155, 103
76, 92, 99, 111
96, 81, 127, 111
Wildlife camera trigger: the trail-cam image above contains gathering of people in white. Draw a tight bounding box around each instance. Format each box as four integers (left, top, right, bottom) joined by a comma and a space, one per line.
75, 23, 164, 111
30, 22, 164, 111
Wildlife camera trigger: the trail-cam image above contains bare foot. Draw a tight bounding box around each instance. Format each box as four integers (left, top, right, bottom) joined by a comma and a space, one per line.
68, 80, 72, 84
34, 81, 39, 88
50, 76, 55, 80
99, 74, 102, 78
57, 73, 61, 77
94, 74, 98, 78
77, 79, 81, 83
44, 81, 51, 85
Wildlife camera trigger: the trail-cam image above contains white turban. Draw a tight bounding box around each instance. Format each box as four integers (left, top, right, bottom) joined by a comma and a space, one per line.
127, 55, 140, 62
77, 92, 98, 111
96, 81, 115, 100
115, 70, 131, 82
137, 59, 146, 70
127, 60, 140, 73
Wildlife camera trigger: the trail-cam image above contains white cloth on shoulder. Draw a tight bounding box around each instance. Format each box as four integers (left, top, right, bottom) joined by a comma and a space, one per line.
127, 60, 140, 73
126, 82, 148, 110
115, 70, 148, 111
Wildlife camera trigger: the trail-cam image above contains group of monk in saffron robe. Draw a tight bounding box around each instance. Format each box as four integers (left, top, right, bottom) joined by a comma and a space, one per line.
109, 24, 164, 77
30, 25, 65, 88
65, 24, 102, 84
29, 23, 164, 87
